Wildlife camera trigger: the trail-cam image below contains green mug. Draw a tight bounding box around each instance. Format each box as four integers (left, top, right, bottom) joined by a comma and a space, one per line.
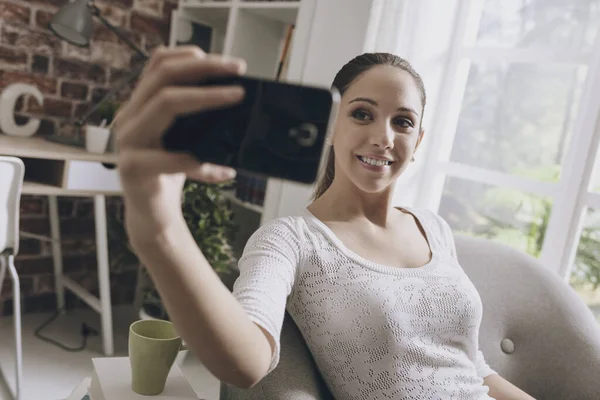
128, 319, 188, 396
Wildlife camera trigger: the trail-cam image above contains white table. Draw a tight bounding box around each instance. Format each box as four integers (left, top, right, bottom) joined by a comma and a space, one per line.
0, 134, 122, 356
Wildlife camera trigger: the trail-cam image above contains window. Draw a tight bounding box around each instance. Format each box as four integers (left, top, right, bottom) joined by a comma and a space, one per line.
414, 0, 600, 322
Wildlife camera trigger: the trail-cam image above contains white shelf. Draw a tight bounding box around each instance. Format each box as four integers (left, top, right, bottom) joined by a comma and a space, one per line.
240, 2, 299, 25
180, 5, 231, 30
180, 0, 234, 6
179, 1, 299, 25
222, 190, 264, 213
171, 0, 322, 226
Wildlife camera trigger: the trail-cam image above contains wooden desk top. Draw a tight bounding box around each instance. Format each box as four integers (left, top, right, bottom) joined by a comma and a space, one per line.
0, 134, 118, 163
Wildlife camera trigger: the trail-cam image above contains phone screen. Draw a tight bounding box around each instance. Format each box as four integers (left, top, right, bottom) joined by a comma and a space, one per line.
162, 76, 339, 184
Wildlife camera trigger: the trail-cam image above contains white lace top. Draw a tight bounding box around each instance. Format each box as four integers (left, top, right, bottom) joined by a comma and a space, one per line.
232, 207, 497, 399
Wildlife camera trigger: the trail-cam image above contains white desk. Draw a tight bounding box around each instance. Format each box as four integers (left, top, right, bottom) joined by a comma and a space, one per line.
0, 134, 121, 356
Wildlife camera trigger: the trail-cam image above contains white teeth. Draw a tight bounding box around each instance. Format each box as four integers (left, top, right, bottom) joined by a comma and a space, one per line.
359, 156, 391, 166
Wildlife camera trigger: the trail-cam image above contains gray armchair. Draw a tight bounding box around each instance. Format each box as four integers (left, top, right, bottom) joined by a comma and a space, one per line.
220, 235, 600, 399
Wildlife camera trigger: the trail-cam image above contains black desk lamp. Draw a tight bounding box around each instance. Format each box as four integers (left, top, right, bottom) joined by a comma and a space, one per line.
48, 0, 149, 146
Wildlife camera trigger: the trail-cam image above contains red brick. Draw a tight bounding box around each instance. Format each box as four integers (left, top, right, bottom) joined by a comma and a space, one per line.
31, 54, 49, 74
0, 2, 31, 26
60, 81, 88, 100
68, 270, 98, 294
37, 117, 56, 136
130, 11, 169, 43
74, 102, 90, 119
92, 25, 142, 51
1, 276, 34, 301
34, 274, 54, 294
59, 217, 95, 236
13, 254, 96, 275
163, 1, 177, 20
17, 238, 42, 255
73, 199, 94, 217
34, 9, 53, 30
63, 254, 97, 272
93, 3, 129, 28
56, 120, 79, 137
23, 0, 66, 8
108, 68, 130, 85
13, 257, 52, 275
1, 24, 61, 54
90, 86, 108, 103
58, 197, 75, 217
14, 95, 25, 111
143, 34, 163, 54
90, 41, 132, 69
103, 0, 134, 9
61, 237, 96, 255
62, 43, 92, 62
19, 217, 49, 235
54, 57, 106, 84
0, 71, 57, 94
20, 195, 46, 215
134, 0, 162, 18
28, 96, 73, 118
0, 46, 28, 66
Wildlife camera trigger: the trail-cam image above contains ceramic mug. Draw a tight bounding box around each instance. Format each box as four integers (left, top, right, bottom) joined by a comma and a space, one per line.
128, 319, 188, 396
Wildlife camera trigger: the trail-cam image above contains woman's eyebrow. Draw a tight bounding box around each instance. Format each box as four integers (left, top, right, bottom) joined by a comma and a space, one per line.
348, 97, 420, 117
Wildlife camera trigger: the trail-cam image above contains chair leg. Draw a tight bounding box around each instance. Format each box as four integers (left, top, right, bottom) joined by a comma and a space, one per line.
7, 255, 23, 400
0, 256, 6, 299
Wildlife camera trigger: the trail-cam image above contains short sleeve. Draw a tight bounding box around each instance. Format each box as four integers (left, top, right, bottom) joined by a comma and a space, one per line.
232, 217, 302, 374
474, 350, 497, 378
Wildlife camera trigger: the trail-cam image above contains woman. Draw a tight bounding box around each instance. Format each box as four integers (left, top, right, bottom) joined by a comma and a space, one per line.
115, 47, 534, 399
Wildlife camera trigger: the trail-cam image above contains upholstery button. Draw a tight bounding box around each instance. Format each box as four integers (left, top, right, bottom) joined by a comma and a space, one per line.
501, 338, 515, 354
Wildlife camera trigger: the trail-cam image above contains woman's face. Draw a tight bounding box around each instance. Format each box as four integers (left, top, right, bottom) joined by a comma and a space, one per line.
331, 65, 424, 194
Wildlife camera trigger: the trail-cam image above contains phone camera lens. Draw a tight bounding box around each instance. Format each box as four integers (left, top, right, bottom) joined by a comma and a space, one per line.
289, 123, 318, 147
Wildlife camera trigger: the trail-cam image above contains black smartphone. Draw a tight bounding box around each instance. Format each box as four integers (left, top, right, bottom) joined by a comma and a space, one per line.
161, 75, 340, 184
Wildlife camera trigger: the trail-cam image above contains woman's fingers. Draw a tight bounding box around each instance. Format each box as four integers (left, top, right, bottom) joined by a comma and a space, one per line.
128, 51, 246, 113
117, 84, 245, 149
118, 148, 236, 183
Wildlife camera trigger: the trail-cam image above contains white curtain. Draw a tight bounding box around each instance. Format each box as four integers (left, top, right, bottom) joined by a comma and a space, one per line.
362, 0, 461, 207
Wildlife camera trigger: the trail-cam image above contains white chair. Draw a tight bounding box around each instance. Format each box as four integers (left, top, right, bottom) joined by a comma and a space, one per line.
0, 156, 24, 400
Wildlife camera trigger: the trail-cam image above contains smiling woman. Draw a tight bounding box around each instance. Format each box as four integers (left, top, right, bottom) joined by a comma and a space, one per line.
313, 53, 427, 200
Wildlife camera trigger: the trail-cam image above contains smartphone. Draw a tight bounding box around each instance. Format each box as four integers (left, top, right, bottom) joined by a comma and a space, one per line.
161, 75, 340, 184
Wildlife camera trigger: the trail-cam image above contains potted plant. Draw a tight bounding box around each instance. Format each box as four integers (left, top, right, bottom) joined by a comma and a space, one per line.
85, 101, 120, 154
110, 181, 239, 320
94, 101, 120, 126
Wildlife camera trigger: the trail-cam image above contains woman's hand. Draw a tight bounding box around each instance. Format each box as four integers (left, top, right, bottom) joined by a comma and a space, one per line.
114, 46, 246, 242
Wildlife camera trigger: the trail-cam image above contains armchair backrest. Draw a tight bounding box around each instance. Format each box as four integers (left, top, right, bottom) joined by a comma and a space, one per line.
220, 234, 600, 399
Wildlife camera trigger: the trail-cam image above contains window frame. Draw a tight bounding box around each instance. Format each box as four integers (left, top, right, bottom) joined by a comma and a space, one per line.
414, 0, 600, 280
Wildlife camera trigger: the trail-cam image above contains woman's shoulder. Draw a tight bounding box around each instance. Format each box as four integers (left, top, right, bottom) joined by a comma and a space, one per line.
401, 206, 453, 239
245, 213, 309, 248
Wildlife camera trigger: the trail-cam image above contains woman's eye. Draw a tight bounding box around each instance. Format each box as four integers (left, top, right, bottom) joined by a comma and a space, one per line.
394, 118, 414, 128
352, 109, 372, 121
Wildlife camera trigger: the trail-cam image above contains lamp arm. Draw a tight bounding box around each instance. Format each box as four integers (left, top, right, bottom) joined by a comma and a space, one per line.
75, 63, 145, 128
88, 3, 149, 61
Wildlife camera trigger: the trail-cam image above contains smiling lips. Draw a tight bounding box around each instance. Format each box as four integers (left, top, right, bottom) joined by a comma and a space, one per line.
357, 155, 394, 171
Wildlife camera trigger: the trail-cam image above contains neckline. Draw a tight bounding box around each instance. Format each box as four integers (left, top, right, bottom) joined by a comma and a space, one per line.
300, 206, 440, 276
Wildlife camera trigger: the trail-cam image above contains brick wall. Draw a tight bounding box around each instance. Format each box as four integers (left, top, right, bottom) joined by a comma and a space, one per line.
0, 0, 177, 315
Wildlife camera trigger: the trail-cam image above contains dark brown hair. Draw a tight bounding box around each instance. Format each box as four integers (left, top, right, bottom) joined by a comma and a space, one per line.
312, 53, 426, 200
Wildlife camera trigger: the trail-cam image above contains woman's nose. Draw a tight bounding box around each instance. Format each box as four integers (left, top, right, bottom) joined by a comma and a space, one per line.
369, 123, 394, 149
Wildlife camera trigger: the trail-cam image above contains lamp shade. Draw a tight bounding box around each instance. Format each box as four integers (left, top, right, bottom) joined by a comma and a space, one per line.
49, 0, 94, 47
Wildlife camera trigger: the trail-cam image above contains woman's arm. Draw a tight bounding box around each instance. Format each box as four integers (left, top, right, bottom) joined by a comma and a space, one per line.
483, 374, 536, 400
130, 215, 273, 388
116, 46, 277, 388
